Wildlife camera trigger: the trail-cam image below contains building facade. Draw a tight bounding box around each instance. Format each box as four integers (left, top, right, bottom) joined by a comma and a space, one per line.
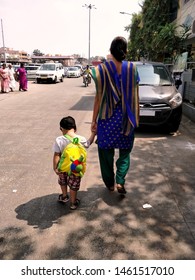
176, 0, 195, 60
0, 47, 30, 64
31, 55, 75, 66
173, 0, 195, 121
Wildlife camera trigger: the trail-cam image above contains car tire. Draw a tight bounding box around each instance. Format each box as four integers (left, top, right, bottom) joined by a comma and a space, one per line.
163, 111, 182, 133
60, 76, 63, 82
36, 78, 40, 84
165, 119, 181, 133
53, 76, 57, 84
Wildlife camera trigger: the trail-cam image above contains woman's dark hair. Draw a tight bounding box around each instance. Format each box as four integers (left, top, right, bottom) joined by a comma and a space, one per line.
60, 116, 77, 131
110, 36, 127, 62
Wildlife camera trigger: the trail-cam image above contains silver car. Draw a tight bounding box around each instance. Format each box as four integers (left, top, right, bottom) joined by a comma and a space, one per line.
136, 61, 182, 133
66, 67, 81, 78
25, 65, 41, 80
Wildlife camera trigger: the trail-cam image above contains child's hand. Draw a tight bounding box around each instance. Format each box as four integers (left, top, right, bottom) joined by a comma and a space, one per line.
54, 168, 61, 175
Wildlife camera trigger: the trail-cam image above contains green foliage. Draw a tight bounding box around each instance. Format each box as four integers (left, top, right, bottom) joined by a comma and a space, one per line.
33, 49, 44, 56
126, 0, 190, 62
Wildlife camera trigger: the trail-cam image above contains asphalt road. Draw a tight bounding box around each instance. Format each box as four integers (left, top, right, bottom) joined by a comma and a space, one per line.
0, 77, 195, 261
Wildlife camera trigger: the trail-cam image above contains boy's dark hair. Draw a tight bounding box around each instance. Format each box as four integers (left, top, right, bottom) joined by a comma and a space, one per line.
110, 36, 127, 62
60, 116, 77, 131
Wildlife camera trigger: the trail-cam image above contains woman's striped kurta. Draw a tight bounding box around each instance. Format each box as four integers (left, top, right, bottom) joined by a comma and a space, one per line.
92, 60, 140, 149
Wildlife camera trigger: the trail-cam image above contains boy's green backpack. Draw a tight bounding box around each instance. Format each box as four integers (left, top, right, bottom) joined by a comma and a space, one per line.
58, 134, 87, 177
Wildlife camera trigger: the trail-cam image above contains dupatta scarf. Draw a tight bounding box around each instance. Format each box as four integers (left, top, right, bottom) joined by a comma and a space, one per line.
92, 60, 140, 136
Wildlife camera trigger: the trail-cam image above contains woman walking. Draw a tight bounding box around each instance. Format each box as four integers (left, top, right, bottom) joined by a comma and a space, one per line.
8, 64, 16, 92
91, 36, 140, 194
16, 63, 28, 91
0, 63, 10, 93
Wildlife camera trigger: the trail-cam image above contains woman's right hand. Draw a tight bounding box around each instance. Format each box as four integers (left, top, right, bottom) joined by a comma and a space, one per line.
91, 121, 97, 133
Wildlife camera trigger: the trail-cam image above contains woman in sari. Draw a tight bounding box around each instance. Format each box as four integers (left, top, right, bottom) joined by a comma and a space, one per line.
0, 63, 10, 93
91, 36, 140, 194
8, 64, 16, 92
16, 63, 28, 91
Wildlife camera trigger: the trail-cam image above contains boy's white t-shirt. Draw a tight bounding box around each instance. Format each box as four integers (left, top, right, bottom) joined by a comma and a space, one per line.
53, 134, 90, 154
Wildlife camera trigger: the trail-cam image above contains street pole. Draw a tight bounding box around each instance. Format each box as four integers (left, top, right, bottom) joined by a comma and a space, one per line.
88, 5, 91, 65
82, 4, 96, 65
1, 19, 6, 64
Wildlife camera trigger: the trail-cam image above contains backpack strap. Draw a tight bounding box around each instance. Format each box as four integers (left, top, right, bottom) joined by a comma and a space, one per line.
64, 134, 80, 144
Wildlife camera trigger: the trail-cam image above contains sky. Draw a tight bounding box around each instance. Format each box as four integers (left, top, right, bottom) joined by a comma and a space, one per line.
0, 0, 142, 58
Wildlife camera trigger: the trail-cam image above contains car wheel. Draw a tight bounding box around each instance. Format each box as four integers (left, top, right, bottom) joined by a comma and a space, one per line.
60, 76, 63, 82
162, 113, 182, 133
53, 76, 57, 84
36, 78, 40, 84
165, 119, 181, 133
165, 106, 182, 133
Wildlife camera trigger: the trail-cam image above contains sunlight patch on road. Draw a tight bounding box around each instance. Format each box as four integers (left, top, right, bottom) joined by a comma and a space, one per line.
185, 142, 195, 151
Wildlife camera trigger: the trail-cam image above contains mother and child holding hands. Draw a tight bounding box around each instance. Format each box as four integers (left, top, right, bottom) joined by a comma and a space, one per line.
53, 36, 140, 210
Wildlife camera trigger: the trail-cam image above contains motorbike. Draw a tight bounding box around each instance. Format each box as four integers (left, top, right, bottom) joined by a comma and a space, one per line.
83, 74, 91, 87
173, 72, 182, 89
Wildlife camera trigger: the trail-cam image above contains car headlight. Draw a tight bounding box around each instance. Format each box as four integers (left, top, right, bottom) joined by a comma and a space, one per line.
48, 74, 54, 77
36, 74, 40, 77
169, 92, 182, 108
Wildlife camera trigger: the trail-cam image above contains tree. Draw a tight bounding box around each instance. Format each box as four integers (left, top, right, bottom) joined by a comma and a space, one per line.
126, 0, 190, 62
33, 49, 44, 56
125, 13, 143, 61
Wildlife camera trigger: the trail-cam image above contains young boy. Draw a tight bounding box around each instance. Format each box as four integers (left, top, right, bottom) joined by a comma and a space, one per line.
53, 116, 95, 210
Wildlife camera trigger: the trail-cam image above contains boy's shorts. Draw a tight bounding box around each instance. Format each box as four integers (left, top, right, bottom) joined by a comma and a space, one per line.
58, 172, 81, 191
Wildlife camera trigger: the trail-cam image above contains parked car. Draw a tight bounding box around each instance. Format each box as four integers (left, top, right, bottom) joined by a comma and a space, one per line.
74, 64, 84, 75
36, 62, 64, 83
89, 65, 95, 70
135, 61, 182, 133
13, 65, 20, 71
66, 67, 81, 78
25, 65, 41, 80
63, 67, 68, 77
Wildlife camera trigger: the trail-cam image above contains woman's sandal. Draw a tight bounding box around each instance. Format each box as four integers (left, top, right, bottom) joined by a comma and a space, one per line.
116, 184, 127, 194
70, 199, 80, 210
107, 186, 115, 192
58, 194, 69, 203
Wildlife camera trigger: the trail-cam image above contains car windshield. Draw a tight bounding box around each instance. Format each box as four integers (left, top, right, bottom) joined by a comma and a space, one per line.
40, 64, 55, 71
68, 67, 78, 71
137, 65, 172, 86
25, 66, 39, 71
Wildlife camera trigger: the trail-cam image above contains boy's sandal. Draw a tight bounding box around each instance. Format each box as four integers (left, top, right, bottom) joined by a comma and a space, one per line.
116, 184, 127, 194
70, 199, 80, 210
58, 194, 69, 203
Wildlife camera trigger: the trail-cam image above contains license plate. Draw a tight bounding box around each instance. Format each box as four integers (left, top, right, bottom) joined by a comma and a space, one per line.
140, 110, 155, 116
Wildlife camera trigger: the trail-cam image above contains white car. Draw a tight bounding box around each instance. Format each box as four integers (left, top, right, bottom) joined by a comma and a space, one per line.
66, 67, 81, 78
74, 64, 84, 75
36, 62, 64, 83
25, 65, 41, 80
64, 67, 68, 77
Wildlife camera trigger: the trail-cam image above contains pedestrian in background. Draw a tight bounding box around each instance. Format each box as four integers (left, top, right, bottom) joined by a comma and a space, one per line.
16, 62, 28, 91
0, 63, 10, 93
8, 64, 16, 92
91, 36, 140, 194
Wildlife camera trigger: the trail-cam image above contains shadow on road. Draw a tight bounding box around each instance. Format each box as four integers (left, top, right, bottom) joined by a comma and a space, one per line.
0, 117, 194, 260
